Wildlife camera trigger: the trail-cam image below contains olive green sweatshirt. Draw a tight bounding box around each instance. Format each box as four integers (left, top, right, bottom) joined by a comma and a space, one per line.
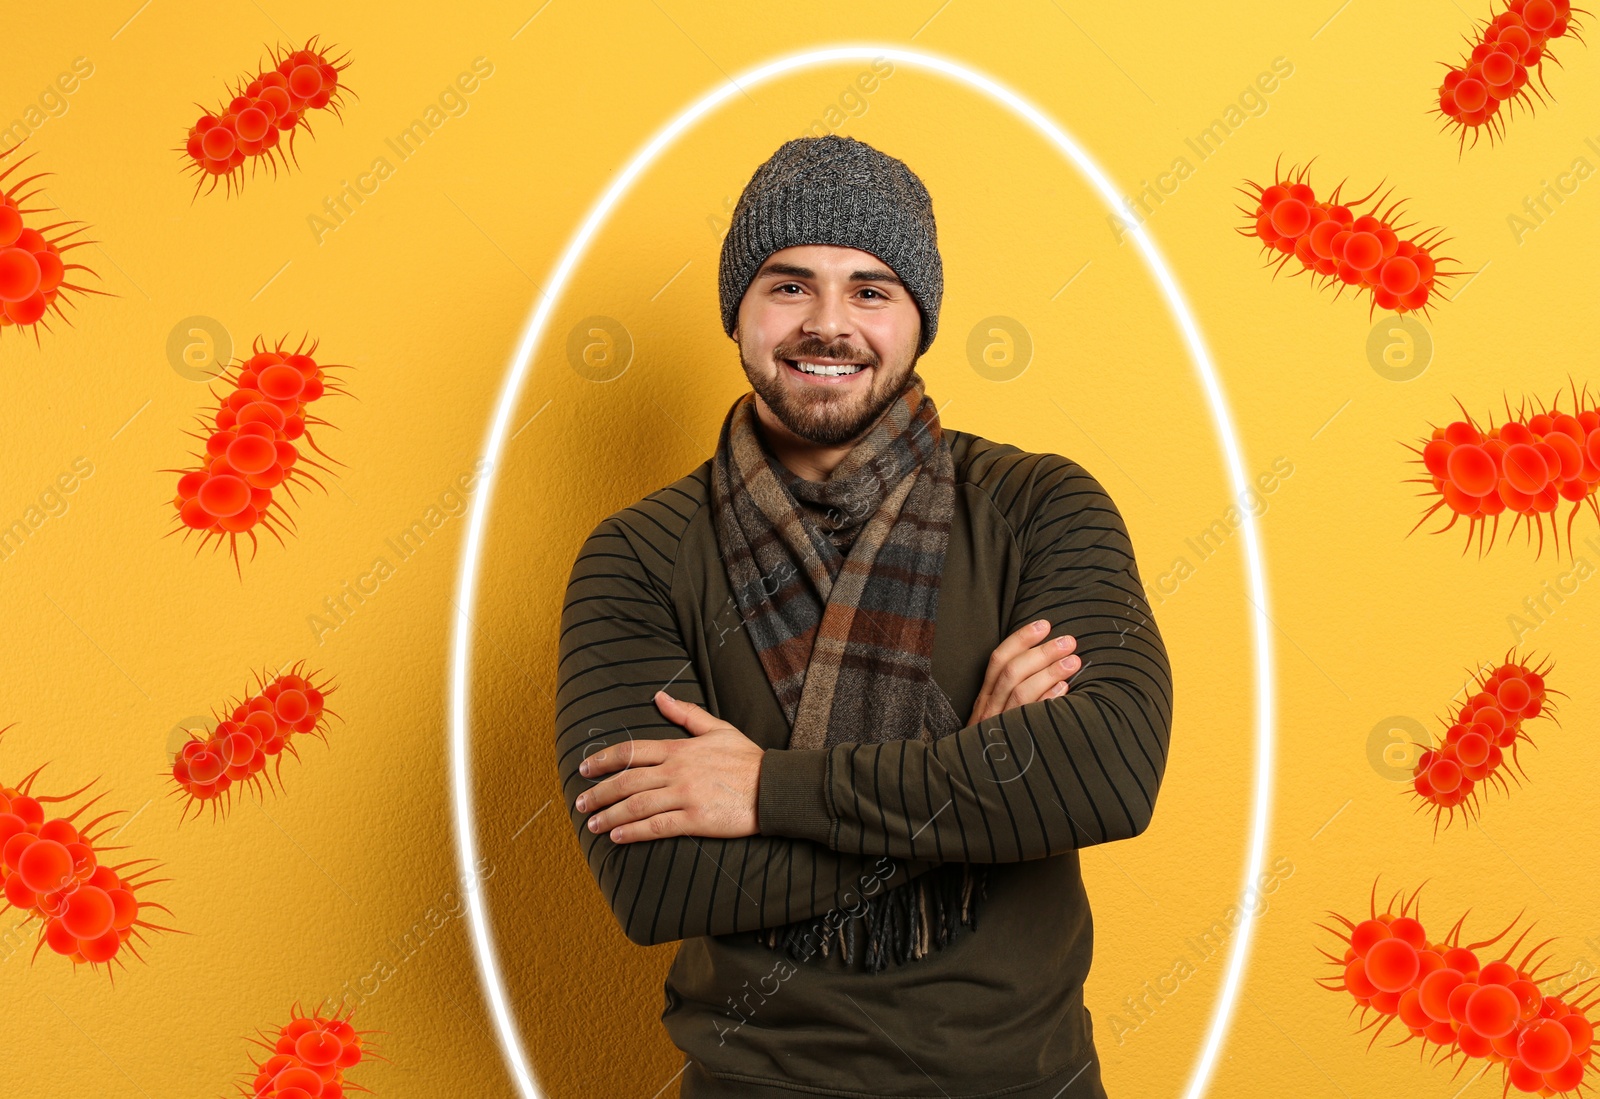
556, 428, 1173, 1098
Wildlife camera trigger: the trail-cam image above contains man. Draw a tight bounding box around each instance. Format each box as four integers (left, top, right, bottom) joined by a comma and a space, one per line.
557, 134, 1172, 1098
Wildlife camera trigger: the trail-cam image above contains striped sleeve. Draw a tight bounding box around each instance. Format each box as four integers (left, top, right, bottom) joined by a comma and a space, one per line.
757, 455, 1173, 862
557, 499, 937, 947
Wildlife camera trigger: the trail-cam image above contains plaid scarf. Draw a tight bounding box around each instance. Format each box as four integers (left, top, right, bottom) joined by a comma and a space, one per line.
710, 369, 988, 973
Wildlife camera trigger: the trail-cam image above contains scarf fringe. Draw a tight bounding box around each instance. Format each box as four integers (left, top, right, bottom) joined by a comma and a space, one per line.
754, 862, 989, 973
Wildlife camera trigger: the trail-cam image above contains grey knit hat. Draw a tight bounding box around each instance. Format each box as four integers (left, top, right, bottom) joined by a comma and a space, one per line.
718, 134, 943, 357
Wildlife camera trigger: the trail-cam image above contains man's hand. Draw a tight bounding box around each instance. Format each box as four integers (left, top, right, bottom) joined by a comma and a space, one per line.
575, 691, 764, 844
966, 619, 1080, 726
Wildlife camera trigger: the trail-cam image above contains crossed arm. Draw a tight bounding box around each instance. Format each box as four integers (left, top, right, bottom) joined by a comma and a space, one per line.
575, 620, 1087, 842
556, 460, 1172, 945
556, 511, 942, 947
767, 462, 1172, 863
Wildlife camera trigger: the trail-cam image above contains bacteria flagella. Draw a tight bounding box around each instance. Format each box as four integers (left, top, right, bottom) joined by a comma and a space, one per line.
167, 660, 342, 823
237, 1001, 381, 1099
0, 138, 112, 343
1318, 881, 1598, 1095
179, 35, 357, 200
1435, 0, 1588, 153
1406, 650, 1562, 834
163, 332, 353, 577
1405, 381, 1600, 559
1238, 157, 1464, 320
1, 724, 181, 979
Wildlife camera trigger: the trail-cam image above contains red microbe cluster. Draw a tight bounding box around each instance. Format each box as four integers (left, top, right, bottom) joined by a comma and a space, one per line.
1436, 0, 1587, 152
1238, 159, 1462, 320
0, 139, 108, 342
239, 1003, 376, 1099
1320, 883, 1598, 1096
1407, 383, 1600, 557
1409, 652, 1561, 832
164, 334, 351, 576
168, 662, 340, 823
179, 35, 355, 200
1, 725, 177, 978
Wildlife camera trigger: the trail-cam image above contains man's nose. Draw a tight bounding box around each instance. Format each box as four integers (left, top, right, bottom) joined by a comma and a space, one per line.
802, 292, 854, 346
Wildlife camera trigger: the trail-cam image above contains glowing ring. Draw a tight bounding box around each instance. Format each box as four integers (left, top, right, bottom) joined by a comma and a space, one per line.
450, 43, 1276, 1099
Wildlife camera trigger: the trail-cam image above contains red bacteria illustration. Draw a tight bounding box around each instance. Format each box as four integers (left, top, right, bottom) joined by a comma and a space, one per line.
1238, 158, 1463, 320
1, 724, 179, 978
163, 333, 352, 576
1319, 881, 1598, 1094
238, 1002, 378, 1099
1435, 0, 1588, 151
167, 661, 341, 823
0, 138, 110, 342
1406, 382, 1600, 558
1407, 650, 1562, 832
179, 35, 356, 200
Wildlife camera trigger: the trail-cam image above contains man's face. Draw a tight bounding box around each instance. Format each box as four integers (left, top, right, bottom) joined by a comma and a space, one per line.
733, 244, 922, 449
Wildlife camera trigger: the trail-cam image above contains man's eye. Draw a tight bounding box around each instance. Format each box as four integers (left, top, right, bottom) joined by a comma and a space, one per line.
859, 288, 883, 300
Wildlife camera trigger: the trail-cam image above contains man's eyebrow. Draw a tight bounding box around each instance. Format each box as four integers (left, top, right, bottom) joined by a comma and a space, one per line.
756, 261, 903, 286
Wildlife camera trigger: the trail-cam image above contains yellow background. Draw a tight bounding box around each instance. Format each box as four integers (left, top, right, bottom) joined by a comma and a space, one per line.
3, 2, 1598, 1096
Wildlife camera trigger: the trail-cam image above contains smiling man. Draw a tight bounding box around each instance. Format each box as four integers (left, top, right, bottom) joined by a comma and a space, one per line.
556, 134, 1173, 1098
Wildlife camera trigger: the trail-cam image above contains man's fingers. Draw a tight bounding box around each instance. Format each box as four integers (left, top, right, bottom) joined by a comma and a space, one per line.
993, 633, 1078, 711
971, 623, 1078, 724
609, 810, 692, 845
654, 691, 732, 736
971, 627, 1039, 720
581, 737, 666, 777
586, 787, 682, 837
1004, 654, 1080, 711
984, 620, 1053, 682
577, 765, 671, 814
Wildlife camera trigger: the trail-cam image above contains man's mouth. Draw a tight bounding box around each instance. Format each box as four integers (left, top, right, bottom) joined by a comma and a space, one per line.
783, 356, 870, 383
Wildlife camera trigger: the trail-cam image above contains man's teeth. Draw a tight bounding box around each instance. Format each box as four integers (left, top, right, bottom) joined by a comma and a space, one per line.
789, 359, 864, 376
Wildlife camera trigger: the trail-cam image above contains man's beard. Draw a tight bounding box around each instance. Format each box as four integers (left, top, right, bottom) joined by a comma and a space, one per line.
741, 339, 916, 449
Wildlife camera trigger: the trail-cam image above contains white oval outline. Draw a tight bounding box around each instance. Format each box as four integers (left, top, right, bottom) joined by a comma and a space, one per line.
449, 44, 1276, 1099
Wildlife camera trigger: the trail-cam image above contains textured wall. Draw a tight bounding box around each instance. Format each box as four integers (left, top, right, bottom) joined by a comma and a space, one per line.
3, 2, 1598, 1097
